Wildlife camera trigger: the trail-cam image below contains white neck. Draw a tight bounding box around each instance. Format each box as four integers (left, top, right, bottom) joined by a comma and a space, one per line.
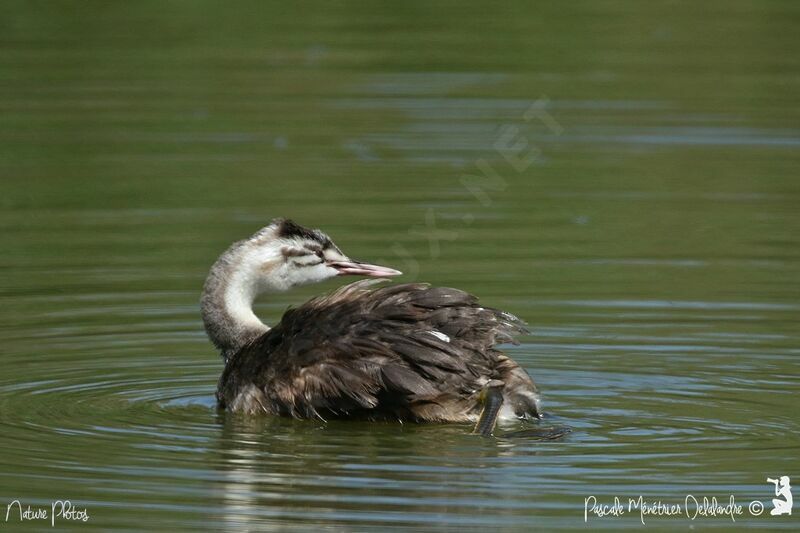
201, 242, 271, 361
223, 263, 268, 331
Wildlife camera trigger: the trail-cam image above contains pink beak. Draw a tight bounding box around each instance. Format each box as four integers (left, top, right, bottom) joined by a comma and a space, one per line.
328, 261, 402, 278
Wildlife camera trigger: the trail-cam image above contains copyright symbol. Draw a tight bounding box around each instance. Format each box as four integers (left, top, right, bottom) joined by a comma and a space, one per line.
749, 500, 764, 516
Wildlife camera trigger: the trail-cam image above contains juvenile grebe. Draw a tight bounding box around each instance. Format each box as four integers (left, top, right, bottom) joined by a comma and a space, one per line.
202, 218, 542, 435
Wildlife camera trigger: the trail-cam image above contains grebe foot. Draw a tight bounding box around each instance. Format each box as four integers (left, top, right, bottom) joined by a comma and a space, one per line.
472, 380, 505, 436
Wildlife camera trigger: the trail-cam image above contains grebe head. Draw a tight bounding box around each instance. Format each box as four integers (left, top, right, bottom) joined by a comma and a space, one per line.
202, 218, 401, 360
241, 218, 401, 292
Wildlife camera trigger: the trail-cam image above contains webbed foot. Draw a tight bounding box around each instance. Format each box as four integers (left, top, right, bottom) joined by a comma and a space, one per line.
472, 380, 505, 436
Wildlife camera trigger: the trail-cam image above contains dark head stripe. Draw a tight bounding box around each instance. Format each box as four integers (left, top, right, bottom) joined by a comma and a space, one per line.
273, 218, 335, 249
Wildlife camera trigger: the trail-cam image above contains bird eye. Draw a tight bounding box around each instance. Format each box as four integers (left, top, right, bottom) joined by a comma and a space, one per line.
315, 250, 324, 259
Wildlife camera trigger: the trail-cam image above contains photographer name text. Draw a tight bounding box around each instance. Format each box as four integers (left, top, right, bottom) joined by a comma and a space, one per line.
584, 495, 756, 524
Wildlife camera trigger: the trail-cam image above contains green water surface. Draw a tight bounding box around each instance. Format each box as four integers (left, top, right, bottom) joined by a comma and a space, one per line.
1, 1, 799, 530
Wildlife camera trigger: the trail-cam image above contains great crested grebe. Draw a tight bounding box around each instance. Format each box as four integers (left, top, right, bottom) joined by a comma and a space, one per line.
202, 218, 543, 436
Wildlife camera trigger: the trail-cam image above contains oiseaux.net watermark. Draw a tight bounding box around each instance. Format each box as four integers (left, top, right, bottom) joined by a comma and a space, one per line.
585, 476, 793, 525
